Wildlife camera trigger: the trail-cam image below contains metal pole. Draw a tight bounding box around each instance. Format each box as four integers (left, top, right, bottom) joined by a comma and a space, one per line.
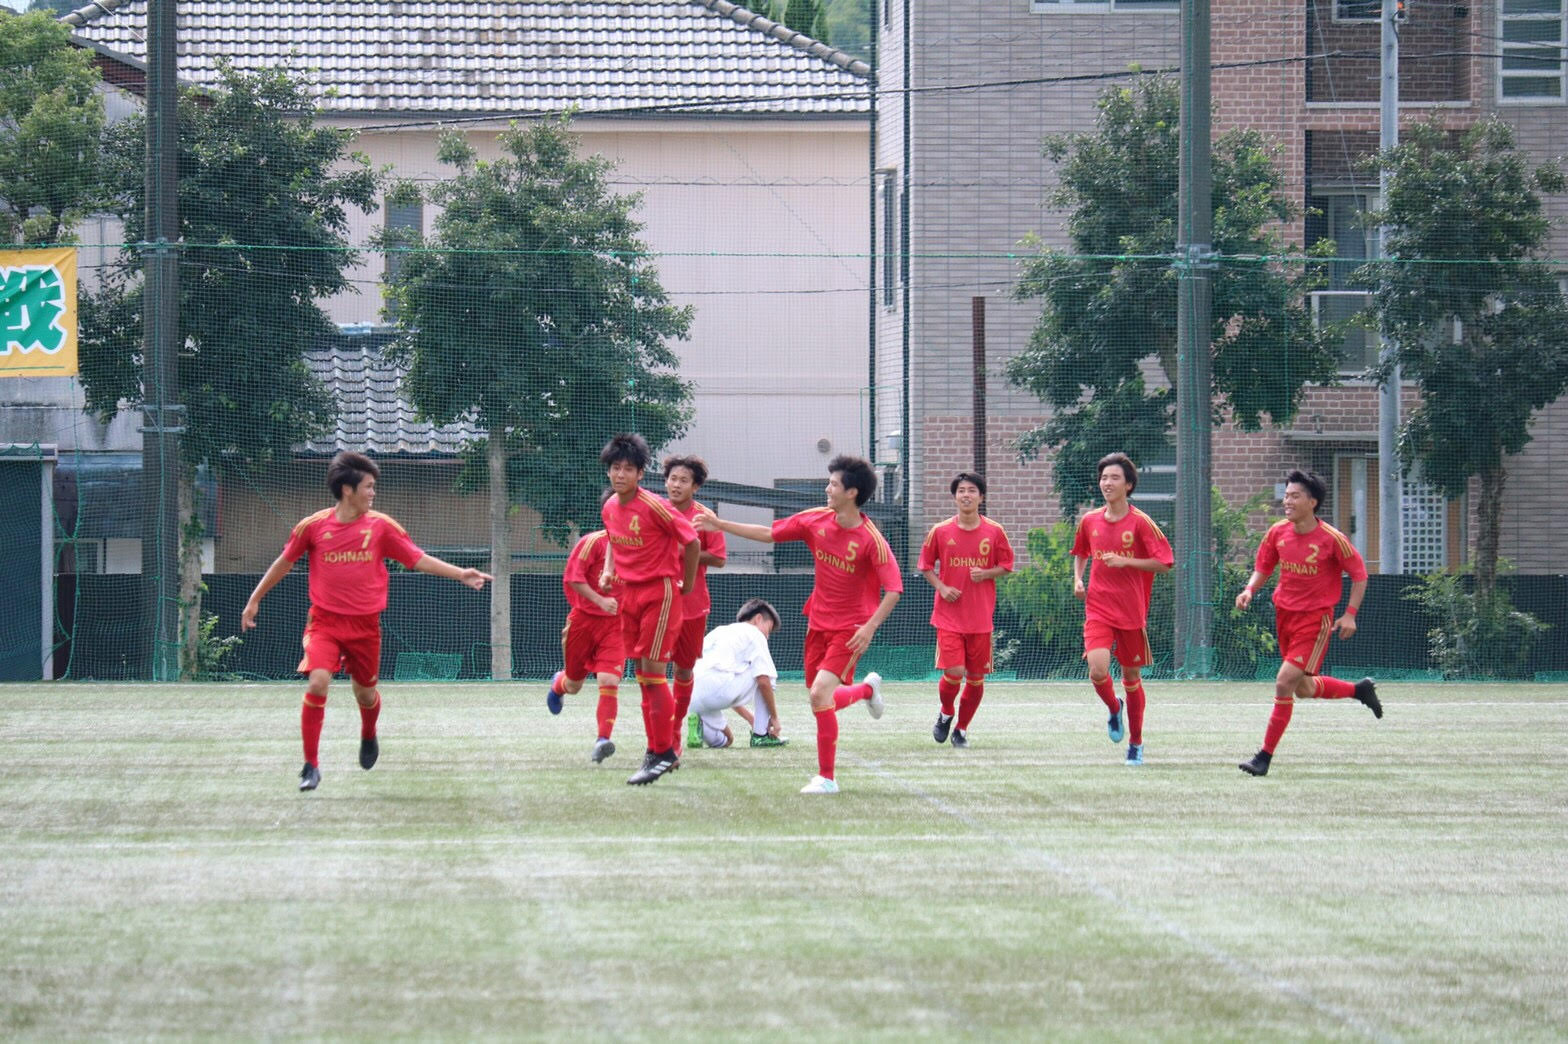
141, 0, 182, 680
1174, 0, 1214, 677
971, 296, 986, 476
1377, 0, 1402, 576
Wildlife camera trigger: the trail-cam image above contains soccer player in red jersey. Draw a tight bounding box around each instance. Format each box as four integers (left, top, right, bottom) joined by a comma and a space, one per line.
545, 527, 627, 764
918, 472, 1014, 748
697, 455, 901, 795
662, 455, 726, 756
599, 433, 701, 786
241, 451, 493, 792
1071, 453, 1173, 765
1235, 469, 1383, 777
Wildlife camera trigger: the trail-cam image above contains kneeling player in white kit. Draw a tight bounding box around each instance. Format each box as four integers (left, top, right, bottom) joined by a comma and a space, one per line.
688, 598, 787, 749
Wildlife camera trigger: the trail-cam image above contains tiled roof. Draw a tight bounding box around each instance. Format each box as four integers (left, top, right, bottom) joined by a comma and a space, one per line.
66, 1, 870, 116
302, 329, 481, 457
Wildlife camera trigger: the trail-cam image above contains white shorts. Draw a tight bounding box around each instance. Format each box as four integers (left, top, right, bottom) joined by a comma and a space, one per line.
690, 670, 766, 748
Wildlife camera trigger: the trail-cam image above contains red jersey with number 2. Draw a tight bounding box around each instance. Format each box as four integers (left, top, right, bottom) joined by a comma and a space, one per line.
281, 509, 425, 616
1072, 505, 1173, 630
772, 507, 903, 631
1254, 518, 1366, 613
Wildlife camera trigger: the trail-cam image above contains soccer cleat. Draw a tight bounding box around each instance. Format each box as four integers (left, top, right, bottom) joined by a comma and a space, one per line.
1238, 750, 1272, 776
749, 733, 788, 748
1107, 697, 1125, 743
686, 713, 703, 748
799, 775, 840, 795
949, 728, 969, 749
1125, 743, 1144, 766
932, 712, 953, 744
1354, 677, 1383, 719
358, 736, 379, 770
591, 738, 616, 763
626, 749, 677, 785
298, 762, 321, 791
546, 671, 565, 715
865, 672, 885, 720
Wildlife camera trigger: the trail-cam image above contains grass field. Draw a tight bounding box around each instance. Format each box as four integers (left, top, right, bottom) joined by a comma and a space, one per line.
2, 680, 1566, 1041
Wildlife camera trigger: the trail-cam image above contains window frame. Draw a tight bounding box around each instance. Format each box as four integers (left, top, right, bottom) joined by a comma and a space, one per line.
1499, 0, 1567, 104
1030, 0, 1177, 14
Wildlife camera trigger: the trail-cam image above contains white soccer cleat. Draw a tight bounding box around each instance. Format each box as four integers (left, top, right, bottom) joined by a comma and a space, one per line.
799, 774, 840, 795
865, 672, 885, 720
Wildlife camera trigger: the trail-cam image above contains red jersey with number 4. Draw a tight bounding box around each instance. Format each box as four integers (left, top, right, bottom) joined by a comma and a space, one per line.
772, 507, 903, 631
281, 509, 424, 617
1072, 505, 1173, 630
1255, 518, 1366, 613
601, 488, 698, 584
674, 498, 726, 616
562, 530, 623, 617
917, 515, 1014, 633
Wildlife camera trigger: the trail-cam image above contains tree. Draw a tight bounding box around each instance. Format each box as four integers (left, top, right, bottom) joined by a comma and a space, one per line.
1364, 116, 1568, 599
382, 117, 693, 681
78, 64, 378, 675
1007, 76, 1341, 513
0, 10, 105, 244
26, 1, 84, 16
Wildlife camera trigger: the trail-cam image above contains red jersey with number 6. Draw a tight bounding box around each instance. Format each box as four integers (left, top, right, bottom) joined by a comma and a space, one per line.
917, 515, 1014, 633
281, 509, 424, 616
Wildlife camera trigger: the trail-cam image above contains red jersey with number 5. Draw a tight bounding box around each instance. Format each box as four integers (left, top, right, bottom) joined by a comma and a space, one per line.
917, 516, 1014, 632
772, 507, 903, 631
1254, 518, 1366, 613
281, 509, 424, 616
1072, 505, 1173, 630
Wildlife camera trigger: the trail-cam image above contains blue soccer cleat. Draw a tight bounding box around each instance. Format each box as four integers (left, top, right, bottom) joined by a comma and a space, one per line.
1125, 743, 1144, 766
1107, 697, 1125, 743
546, 671, 565, 715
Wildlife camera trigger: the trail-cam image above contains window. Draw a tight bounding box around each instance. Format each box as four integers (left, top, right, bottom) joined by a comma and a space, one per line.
1501, 0, 1566, 101
383, 199, 423, 284
1333, 456, 1462, 573
1333, 0, 1380, 22
1310, 193, 1379, 373
1031, 0, 1176, 12
878, 169, 898, 309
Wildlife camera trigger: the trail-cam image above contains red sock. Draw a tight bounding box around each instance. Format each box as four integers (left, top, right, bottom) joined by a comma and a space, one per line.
596, 683, 618, 740
550, 670, 565, 696
1124, 682, 1145, 746
636, 675, 656, 747
358, 691, 381, 740
833, 681, 870, 710
956, 677, 985, 730
814, 707, 838, 779
1263, 697, 1294, 754
1315, 675, 1355, 699
301, 693, 326, 766
937, 675, 960, 715
673, 676, 693, 731
1092, 676, 1119, 712
641, 676, 674, 752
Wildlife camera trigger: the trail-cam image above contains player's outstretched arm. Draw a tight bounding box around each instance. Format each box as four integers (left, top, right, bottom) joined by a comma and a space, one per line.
693, 507, 773, 544
241, 553, 297, 631
413, 554, 494, 590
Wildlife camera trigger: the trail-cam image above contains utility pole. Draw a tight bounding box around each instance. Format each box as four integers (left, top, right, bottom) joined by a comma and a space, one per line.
142, 0, 182, 680
1377, 0, 1403, 576
1174, 0, 1214, 677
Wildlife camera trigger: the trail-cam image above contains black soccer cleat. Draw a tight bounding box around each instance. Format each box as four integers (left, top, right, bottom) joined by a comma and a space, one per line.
949, 728, 969, 749
591, 738, 616, 763
626, 749, 677, 785
359, 736, 379, 770
298, 762, 321, 791
1354, 678, 1383, 719
1238, 750, 1272, 777
933, 713, 953, 744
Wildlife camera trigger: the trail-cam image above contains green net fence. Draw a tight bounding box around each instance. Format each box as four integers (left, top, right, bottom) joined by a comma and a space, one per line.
3, 1, 1567, 683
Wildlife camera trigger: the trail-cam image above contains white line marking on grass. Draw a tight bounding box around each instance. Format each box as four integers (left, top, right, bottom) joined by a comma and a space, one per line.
849, 754, 1402, 1044
5, 834, 975, 853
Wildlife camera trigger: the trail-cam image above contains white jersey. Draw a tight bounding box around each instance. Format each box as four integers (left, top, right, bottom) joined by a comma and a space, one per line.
694, 621, 778, 683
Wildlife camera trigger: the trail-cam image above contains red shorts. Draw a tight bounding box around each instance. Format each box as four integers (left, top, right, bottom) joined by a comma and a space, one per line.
936, 630, 993, 675
562, 609, 626, 681
804, 628, 862, 687
1083, 619, 1152, 669
298, 607, 381, 685
671, 612, 708, 671
1276, 607, 1334, 674
617, 578, 684, 663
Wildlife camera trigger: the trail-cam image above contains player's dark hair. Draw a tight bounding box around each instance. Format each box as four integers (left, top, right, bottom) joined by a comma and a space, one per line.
735, 597, 781, 630
1097, 452, 1137, 493
663, 455, 709, 487
600, 433, 651, 472
950, 471, 987, 497
327, 451, 379, 500
828, 454, 877, 507
1285, 469, 1327, 513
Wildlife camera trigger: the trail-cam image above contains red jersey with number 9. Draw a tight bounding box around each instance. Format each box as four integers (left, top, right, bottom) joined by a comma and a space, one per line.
281, 509, 424, 616
1072, 505, 1173, 630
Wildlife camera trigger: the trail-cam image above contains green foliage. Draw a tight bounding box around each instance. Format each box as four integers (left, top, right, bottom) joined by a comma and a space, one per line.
26, 0, 82, 14
1008, 77, 1340, 514
997, 521, 1082, 673
1403, 569, 1548, 680
78, 62, 379, 474
184, 606, 243, 681
382, 116, 694, 539
1360, 116, 1568, 598
0, 10, 106, 244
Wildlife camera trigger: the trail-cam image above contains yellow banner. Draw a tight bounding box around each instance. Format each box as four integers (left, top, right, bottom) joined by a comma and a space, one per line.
1, 248, 78, 377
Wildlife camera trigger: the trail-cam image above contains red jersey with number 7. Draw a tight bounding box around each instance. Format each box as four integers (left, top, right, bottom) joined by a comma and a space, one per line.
281, 509, 424, 616
1254, 518, 1366, 613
